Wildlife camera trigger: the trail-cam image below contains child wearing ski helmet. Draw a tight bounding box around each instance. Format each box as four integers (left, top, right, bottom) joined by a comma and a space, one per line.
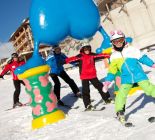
46, 45, 81, 106
103, 30, 155, 122
0, 53, 25, 108
66, 44, 112, 111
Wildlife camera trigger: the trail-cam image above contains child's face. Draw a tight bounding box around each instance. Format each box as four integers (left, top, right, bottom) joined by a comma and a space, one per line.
13, 57, 18, 61
112, 37, 125, 48
54, 47, 61, 54
84, 49, 90, 54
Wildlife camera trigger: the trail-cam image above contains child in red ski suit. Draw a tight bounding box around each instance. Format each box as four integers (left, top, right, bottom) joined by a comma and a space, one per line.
66, 45, 112, 110
0, 53, 25, 108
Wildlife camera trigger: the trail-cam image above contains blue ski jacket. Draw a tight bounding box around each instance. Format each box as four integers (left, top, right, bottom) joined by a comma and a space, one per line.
46, 52, 67, 75
105, 45, 154, 84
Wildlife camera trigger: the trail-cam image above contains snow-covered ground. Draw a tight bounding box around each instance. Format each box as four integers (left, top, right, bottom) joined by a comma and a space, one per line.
0, 51, 155, 140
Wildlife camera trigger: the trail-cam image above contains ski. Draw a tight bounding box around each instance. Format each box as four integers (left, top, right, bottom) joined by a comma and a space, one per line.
91, 99, 95, 102
61, 85, 68, 88
103, 99, 115, 105
91, 106, 105, 111
124, 122, 134, 127
84, 106, 105, 112
115, 117, 134, 127
148, 117, 155, 123
118, 120, 134, 127
5, 103, 29, 111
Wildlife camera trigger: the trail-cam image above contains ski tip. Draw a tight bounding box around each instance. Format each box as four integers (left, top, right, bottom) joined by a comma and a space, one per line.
94, 106, 106, 111
74, 106, 80, 109
124, 122, 134, 127
5, 103, 29, 111
91, 99, 95, 102
148, 117, 155, 123
100, 106, 106, 110
83, 106, 105, 112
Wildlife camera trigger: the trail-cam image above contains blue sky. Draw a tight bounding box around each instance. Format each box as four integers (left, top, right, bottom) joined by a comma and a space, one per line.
0, 0, 31, 42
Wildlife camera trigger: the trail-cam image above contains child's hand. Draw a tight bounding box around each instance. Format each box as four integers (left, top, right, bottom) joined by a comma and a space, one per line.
103, 81, 111, 92
152, 64, 155, 68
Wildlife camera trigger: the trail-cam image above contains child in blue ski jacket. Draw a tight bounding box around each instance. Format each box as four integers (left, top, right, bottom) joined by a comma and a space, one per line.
46, 45, 81, 106
103, 30, 155, 122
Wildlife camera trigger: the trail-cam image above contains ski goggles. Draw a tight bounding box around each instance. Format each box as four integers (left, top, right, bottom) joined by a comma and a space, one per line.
112, 37, 125, 45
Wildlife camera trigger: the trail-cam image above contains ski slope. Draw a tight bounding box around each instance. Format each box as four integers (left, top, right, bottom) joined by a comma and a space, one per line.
0, 51, 155, 140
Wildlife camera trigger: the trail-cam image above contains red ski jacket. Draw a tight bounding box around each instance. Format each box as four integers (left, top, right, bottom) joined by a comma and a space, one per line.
0, 60, 25, 80
66, 53, 110, 80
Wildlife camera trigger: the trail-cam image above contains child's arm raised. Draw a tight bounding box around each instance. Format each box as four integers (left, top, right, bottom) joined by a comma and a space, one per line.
0, 63, 10, 77
65, 54, 81, 64
138, 54, 155, 67
93, 53, 110, 60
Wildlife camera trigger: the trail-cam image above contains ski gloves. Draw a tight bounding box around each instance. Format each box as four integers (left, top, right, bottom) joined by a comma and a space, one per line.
103, 81, 111, 92
152, 64, 155, 68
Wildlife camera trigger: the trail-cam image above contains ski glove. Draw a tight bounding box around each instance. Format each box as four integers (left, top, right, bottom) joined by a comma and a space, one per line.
103, 81, 111, 92
0, 75, 4, 79
152, 64, 155, 68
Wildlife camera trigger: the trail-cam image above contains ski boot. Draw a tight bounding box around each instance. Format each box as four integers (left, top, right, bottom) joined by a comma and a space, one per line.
116, 110, 125, 124
74, 92, 82, 98
104, 98, 114, 104
13, 101, 23, 108
116, 110, 133, 127
84, 104, 95, 111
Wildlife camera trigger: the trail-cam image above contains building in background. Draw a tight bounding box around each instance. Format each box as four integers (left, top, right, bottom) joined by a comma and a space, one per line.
9, 18, 51, 62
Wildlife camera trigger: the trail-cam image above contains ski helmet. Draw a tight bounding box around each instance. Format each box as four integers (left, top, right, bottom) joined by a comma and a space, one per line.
11, 53, 18, 58
53, 45, 61, 50
80, 45, 91, 53
110, 30, 126, 52
53, 45, 61, 54
110, 30, 125, 41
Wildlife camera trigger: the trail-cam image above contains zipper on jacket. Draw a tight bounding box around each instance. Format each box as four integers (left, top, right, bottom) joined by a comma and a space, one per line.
121, 52, 134, 83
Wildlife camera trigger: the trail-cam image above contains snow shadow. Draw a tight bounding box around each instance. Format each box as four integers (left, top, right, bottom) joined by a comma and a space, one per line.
90, 78, 115, 108
93, 99, 103, 108
145, 71, 151, 74
58, 85, 82, 114
126, 93, 155, 120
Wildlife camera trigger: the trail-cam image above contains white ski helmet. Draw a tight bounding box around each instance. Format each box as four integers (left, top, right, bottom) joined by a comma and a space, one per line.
110, 30, 125, 41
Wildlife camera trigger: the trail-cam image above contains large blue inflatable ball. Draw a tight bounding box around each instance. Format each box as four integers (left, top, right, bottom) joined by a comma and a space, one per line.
15, 0, 101, 74
29, 0, 100, 45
